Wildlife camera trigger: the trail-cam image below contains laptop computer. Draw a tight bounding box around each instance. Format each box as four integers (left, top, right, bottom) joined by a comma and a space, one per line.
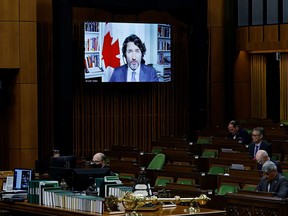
1, 168, 33, 200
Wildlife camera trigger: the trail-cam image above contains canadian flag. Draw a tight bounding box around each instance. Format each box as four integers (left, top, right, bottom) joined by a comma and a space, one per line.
101, 22, 121, 80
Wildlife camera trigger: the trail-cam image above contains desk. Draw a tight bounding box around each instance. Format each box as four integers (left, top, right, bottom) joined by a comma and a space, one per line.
226, 192, 288, 216
0, 201, 225, 216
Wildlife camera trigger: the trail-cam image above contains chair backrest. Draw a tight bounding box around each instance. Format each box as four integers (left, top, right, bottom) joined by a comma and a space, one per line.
154, 176, 173, 187
202, 149, 218, 158
147, 153, 166, 170
217, 184, 239, 195
208, 166, 226, 175
176, 178, 195, 185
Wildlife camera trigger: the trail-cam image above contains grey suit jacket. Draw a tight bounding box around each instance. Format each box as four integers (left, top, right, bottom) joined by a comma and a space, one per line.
256, 174, 288, 198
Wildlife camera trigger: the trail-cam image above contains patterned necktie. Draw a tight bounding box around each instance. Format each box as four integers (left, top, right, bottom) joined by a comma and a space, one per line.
131, 71, 136, 82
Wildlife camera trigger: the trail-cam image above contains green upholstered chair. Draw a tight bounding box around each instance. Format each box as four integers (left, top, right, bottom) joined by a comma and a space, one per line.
216, 184, 239, 195
196, 136, 213, 144
202, 149, 218, 158
147, 153, 166, 170
208, 166, 226, 175
176, 178, 195, 185
154, 176, 173, 187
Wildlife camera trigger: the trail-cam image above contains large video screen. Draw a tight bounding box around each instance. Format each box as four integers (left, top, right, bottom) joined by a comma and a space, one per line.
84, 22, 172, 83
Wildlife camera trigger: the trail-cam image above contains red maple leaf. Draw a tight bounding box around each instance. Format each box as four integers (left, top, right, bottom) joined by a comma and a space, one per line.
102, 32, 120, 68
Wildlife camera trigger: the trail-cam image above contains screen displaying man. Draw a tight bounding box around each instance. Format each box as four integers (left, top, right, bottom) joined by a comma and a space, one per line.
109, 34, 159, 82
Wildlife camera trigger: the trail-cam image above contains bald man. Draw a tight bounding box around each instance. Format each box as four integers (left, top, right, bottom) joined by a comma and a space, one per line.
92, 152, 108, 168
255, 150, 282, 174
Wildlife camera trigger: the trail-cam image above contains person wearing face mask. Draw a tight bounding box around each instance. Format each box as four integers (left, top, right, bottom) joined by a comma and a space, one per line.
91, 152, 108, 168
109, 34, 159, 82
91, 152, 116, 176
256, 161, 288, 198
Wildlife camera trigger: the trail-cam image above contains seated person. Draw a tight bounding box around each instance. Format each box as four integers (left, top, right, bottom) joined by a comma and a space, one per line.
248, 127, 272, 158
92, 152, 116, 176
255, 150, 282, 174
256, 161, 288, 198
227, 120, 251, 144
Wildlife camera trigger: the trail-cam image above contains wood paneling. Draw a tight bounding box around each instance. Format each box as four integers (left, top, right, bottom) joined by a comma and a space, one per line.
18, 22, 37, 83
0, 0, 19, 21
279, 24, 288, 49
236, 27, 249, 51
249, 26, 264, 50
210, 28, 225, 82
208, 0, 225, 27
20, 84, 38, 149
263, 25, 279, 50
0, 22, 20, 68
20, 0, 36, 21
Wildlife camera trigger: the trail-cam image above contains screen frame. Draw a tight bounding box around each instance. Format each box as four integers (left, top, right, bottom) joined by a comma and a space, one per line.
83, 21, 172, 83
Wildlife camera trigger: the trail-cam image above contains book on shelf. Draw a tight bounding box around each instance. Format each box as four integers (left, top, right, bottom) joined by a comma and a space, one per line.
28, 180, 59, 204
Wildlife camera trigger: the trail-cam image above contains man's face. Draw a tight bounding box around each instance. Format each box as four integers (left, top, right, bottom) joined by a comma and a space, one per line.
126, 42, 142, 70
228, 124, 239, 135
251, 131, 262, 143
263, 170, 277, 181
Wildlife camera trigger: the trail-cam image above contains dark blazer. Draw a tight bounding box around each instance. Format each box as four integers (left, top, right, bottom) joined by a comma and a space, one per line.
248, 140, 272, 158
256, 174, 288, 198
109, 64, 159, 82
227, 128, 251, 144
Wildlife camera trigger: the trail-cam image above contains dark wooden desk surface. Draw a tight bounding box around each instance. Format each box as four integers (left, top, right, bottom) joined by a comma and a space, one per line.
226, 192, 288, 216
0, 201, 226, 216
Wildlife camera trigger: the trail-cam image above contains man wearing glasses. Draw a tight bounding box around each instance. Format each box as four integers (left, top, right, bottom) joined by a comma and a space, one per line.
247, 127, 272, 158
256, 161, 288, 198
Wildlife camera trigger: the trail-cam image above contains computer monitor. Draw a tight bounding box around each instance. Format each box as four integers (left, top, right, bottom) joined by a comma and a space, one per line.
48, 167, 73, 186
51, 155, 77, 168
70, 168, 112, 191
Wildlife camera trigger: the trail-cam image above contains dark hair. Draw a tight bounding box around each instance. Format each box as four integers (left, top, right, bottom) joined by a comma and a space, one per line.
253, 127, 265, 136
122, 34, 146, 64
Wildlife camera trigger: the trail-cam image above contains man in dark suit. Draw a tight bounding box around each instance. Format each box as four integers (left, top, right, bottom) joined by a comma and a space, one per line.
227, 120, 251, 144
248, 127, 272, 158
256, 161, 288, 198
255, 149, 282, 174
109, 34, 159, 82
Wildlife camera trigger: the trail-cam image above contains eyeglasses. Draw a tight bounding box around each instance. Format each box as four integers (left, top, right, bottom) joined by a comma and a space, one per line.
251, 134, 260, 137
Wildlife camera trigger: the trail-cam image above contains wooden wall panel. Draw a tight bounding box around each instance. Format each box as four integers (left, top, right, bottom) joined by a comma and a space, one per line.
208, 0, 225, 27
9, 148, 38, 170
19, 84, 38, 149
279, 24, 288, 49
0, 0, 19, 21
234, 83, 251, 120
263, 25, 279, 50
210, 28, 225, 82
20, 0, 36, 21
0, 22, 20, 68
18, 22, 37, 83
210, 83, 225, 126
249, 26, 264, 50
236, 27, 249, 51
